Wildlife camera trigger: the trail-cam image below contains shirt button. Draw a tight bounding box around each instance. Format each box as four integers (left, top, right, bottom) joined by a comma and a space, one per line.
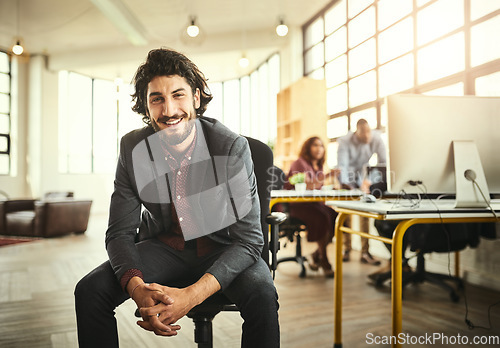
177, 195, 181, 200
179, 217, 183, 222
188, 156, 191, 160
177, 171, 181, 175
164, 156, 168, 161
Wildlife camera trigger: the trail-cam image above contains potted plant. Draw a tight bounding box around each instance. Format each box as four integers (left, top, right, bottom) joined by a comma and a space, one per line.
289, 172, 306, 191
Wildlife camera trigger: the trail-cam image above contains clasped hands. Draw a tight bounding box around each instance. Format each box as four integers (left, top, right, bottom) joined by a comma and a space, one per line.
132, 283, 193, 337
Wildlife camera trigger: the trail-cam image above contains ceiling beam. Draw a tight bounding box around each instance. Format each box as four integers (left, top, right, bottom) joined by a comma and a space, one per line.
89, 0, 148, 46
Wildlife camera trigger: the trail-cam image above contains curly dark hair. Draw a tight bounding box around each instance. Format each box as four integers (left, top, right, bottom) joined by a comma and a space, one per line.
299, 136, 326, 169
131, 48, 213, 124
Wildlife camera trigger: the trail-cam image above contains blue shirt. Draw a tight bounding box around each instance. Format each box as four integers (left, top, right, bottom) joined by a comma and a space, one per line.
337, 130, 387, 187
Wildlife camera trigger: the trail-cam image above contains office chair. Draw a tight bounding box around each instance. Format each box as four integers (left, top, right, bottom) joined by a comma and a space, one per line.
270, 166, 309, 278
372, 220, 491, 302
135, 136, 285, 348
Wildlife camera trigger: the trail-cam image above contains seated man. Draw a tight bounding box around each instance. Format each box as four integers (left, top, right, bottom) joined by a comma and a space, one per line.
74, 48, 279, 348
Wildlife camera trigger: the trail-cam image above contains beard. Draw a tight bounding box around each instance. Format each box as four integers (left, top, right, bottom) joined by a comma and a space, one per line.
151, 112, 196, 146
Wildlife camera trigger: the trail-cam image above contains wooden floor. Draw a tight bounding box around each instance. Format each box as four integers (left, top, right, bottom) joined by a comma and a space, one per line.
1, 213, 500, 347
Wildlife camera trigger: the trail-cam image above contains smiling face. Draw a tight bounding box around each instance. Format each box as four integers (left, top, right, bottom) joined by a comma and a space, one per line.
146, 75, 200, 147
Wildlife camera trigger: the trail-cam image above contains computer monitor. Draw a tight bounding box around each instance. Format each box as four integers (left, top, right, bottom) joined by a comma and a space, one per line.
385, 94, 500, 207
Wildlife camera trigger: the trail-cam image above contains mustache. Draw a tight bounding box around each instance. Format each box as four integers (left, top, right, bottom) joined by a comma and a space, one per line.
157, 114, 187, 123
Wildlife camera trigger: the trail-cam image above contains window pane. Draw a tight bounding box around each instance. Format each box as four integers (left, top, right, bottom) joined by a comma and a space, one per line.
67, 73, 92, 173
349, 38, 375, 77
348, 0, 373, 19
0, 53, 8, 73
93, 79, 117, 173
327, 115, 349, 139
378, 17, 413, 64
471, 0, 500, 21
325, 0, 346, 34
240, 76, 251, 136
223, 79, 240, 134
258, 63, 270, 143
0, 135, 8, 152
349, 70, 376, 107
304, 17, 324, 50
325, 26, 347, 61
206, 82, 223, 121
422, 83, 464, 96
250, 72, 259, 139
417, 32, 465, 84
308, 67, 325, 80
350, 108, 377, 129
471, 15, 500, 67
327, 83, 348, 115
325, 55, 347, 88
0, 74, 10, 94
348, 6, 375, 48
304, 42, 325, 73
0, 93, 9, 114
379, 54, 414, 97
327, 141, 339, 168
417, 0, 464, 46
0, 154, 8, 174
118, 83, 143, 140
378, 0, 413, 30
0, 115, 8, 133
475, 72, 500, 96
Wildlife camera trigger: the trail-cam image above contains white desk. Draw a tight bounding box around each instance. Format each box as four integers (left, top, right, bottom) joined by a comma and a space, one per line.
327, 198, 500, 348
270, 189, 363, 210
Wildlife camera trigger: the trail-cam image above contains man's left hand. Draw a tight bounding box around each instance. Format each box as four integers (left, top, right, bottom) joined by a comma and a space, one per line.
137, 283, 194, 333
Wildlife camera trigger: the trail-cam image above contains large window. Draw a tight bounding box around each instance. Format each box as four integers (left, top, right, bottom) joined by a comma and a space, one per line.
205, 53, 280, 144
58, 72, 143, 174
303, 0, 500, 162
0, 52, 11, 175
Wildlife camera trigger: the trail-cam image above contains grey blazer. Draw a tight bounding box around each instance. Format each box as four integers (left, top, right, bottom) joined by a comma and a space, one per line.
105, 116, 263, 290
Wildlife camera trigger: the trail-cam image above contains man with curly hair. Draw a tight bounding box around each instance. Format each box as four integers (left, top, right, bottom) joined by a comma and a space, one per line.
75, 48, 280, 347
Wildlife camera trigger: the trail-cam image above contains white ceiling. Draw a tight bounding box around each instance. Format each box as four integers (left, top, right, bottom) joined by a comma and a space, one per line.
0, 0, 332, 83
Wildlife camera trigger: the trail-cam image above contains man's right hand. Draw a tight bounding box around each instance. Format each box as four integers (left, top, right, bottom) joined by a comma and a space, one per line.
128, 278, 180, 336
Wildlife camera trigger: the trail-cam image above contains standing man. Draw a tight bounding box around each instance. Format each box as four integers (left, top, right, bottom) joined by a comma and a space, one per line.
337, 118, 386, 265
75, 48, 279, 348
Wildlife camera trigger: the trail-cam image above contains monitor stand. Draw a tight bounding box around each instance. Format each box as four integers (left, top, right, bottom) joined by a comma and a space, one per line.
453, 140, 490, 208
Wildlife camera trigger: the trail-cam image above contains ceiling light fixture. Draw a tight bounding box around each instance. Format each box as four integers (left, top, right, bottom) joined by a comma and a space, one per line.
12, 0, 24, 55
12, 40, 24, 55
276, 18, 288, 37
186, 17, 200, 38
239, 55, 249, 68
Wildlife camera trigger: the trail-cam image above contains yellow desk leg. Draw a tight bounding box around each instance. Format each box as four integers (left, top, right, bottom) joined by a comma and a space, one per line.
334, 212, 347, 348
391, 220, 414, 348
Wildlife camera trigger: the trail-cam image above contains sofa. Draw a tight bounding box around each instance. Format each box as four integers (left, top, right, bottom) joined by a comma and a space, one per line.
0, 196, 92, 238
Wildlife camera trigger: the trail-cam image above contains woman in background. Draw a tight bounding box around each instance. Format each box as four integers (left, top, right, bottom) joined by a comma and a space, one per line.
285, 136, 339, 278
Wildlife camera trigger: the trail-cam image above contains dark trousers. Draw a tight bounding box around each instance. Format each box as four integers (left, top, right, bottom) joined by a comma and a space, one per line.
75, 238, 280, 348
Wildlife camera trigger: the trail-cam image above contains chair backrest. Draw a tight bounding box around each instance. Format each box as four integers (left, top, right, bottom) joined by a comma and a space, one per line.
245, 137, 273, 266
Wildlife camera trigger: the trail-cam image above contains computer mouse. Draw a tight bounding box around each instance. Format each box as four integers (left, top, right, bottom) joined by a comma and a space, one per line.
361, 194, 377, 203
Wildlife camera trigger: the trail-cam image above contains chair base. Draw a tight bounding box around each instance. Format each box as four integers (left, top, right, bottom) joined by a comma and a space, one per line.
277, 230, 307, 278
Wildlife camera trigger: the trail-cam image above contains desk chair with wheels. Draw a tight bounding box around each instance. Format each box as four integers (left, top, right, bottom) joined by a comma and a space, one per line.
136, 137, 286, 347
270, 166, 309, 278
372, 220, 493, 302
